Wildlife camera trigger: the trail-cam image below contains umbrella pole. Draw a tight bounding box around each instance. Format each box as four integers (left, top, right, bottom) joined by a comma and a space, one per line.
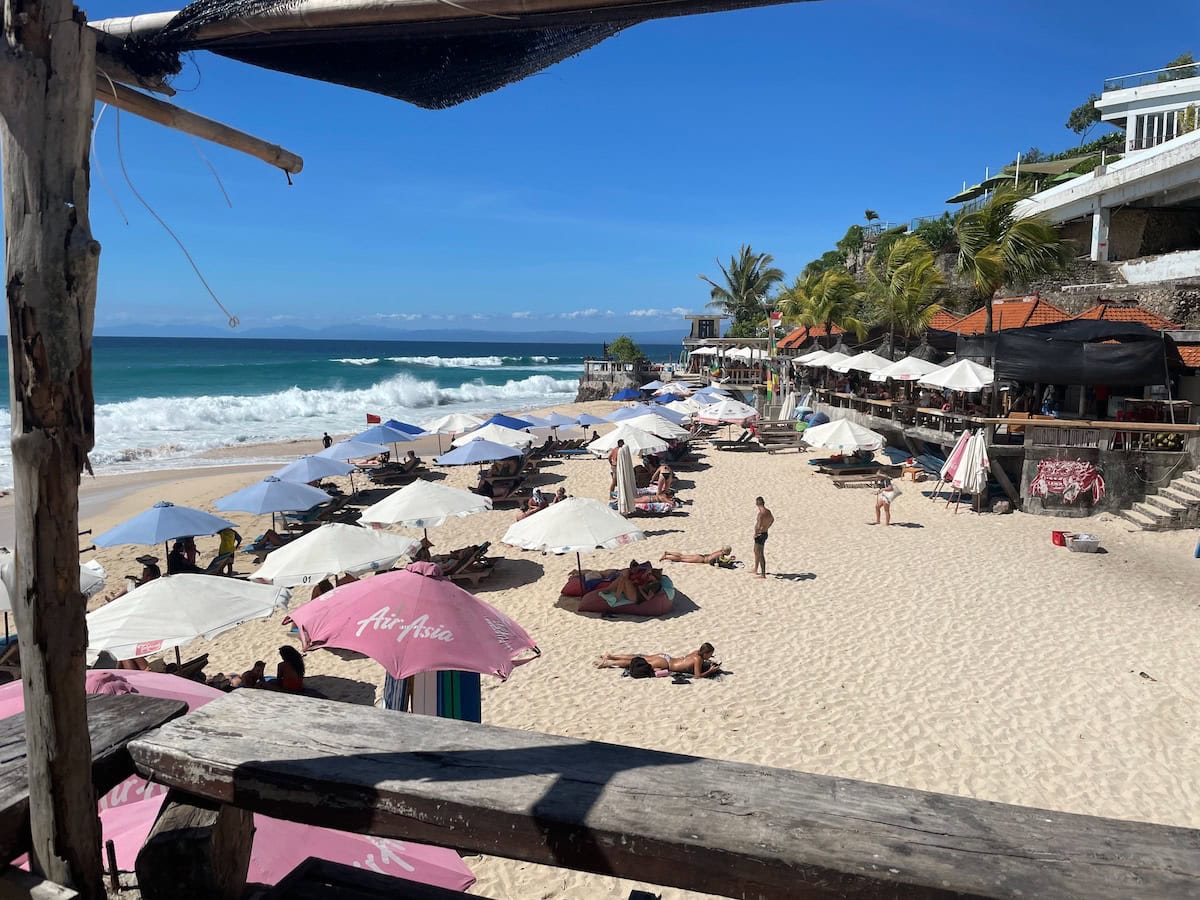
4, 614, 8, 645
174, 646, 182, 669
576, 551, 584, 592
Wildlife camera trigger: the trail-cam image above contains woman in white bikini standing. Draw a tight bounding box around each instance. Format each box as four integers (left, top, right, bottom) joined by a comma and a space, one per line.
872, 478, 901, 526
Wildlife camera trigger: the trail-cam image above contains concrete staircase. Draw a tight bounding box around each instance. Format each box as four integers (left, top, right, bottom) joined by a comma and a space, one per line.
1119, 467, 1200, 530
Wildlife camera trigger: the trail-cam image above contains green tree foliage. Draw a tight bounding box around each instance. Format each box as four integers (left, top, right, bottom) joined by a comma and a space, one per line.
869, 224, 910, 270
700, 245, 784, 335
836, 224, 865, 255
864, 236, 945, 354
954, 188, 1071, 337
801, 250, 846, 280
778, 268, 866, 341
607, 335, 645, 362
1066, 93, 1102, 140
912, 213, 958, 253
1159, 51, 1196, 81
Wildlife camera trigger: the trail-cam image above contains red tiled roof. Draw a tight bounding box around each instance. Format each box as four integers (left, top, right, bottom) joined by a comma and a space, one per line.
950, 295, 1070, 334
1178, 346, 1200, 369
1073, 303, 1179, 329
778, 323, 845, 349
928, 309, 962, 331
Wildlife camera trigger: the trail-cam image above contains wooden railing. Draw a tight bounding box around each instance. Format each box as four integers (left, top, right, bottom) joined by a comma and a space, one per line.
127, 691, 1200, 900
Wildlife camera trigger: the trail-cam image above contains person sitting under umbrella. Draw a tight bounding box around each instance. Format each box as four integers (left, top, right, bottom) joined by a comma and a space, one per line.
596, 643, 722, 678
168, 539, 204, 575
516, 488, 551, 520
265, 645, 305, 693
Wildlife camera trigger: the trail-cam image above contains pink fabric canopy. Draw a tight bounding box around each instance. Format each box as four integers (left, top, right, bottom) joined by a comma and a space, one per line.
0, 672, 474, 891
286, 561, 538, 681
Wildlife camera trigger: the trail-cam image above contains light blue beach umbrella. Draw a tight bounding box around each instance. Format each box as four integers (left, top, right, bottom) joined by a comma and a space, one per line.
519, 414, 551, 427
384, 419, 425, 436
94, 501, 236, 555
613, 404, 687, 426
273, 455, 354, 484
542, 412, 577, 429
317, 439, 389, 461
434, 439, 522, 466
355, 423, 416, 446
606, 406, 645, 422
576, 413, 608, 427
214, 476, 331, 516
481, 413, 534, 430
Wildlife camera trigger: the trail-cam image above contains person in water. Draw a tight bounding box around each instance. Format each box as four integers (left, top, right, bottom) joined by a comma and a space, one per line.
659, 546, 733, 565
596, 643, 721, 678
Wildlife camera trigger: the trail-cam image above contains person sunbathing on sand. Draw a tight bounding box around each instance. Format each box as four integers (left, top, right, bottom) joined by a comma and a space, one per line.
659, 546, 732, 565
597, 643, 721, 678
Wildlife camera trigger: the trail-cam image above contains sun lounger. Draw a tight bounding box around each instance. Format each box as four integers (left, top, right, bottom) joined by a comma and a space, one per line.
469, 477, 528, 504
833, 473, 892, 489
280, 495, 354, 532
435, 542, 495, 586
713, 430, 762, 452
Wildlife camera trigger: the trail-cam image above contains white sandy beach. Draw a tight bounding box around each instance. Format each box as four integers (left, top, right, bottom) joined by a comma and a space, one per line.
6, 399, 1198, 899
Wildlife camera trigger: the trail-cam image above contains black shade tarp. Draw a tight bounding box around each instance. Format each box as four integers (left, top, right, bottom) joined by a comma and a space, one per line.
992, 332, 1169, 385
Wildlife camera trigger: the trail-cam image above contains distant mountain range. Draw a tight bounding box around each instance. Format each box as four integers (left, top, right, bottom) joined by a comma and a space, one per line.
89, 324, 688, 345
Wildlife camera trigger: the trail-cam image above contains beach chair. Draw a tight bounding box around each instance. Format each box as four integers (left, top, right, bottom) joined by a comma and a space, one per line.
713, 430, 761, 452
470, 476, 528, 505
432, 543, 495, 586
280, 495, 353, 532
832, 473, 891, 489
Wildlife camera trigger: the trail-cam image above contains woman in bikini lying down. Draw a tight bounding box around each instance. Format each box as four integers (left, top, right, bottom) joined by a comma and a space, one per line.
596, 643, 721, 677
659, 546, 731, 565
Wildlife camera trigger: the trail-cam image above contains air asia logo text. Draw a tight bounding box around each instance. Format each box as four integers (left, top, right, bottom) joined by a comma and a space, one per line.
354, 608, 454, 643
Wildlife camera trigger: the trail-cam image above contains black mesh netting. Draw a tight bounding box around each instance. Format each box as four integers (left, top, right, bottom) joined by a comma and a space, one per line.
114, 0, 804, 109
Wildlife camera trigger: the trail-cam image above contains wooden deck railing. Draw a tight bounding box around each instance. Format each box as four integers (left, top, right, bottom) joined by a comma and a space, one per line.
128, 691, 1200, 900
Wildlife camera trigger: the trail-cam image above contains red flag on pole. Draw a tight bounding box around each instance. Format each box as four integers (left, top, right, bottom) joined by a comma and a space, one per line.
366, 413, 381, 424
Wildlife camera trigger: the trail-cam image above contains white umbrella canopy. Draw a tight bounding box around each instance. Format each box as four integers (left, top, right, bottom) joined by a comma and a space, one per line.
829, 351, 892, 374
664, 399, 699, 417
801, 418, 885, 452
870, 356, 943, 383
807, 351, 850, 370
615, 445, 636, 516
317, 439, 389, 461
778, 391, 797, 421
696, 399, 759, 425
85, 574, 291, 664
502, 498, 644, 554
450, 423, 534, 449
252, 523, 420, 587
920, 359, 994, 392
795, 349, 831, 365
689, 346, 718, 356
358, 481, 492, 529
586, 425, 669, 457
424, 412, 485, 434
640, 380, 665, 390
619, 414, 690, 440
0, 550, 105, 613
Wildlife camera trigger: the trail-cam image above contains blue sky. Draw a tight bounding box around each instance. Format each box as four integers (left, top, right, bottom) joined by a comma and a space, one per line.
5, 0, 1196, 334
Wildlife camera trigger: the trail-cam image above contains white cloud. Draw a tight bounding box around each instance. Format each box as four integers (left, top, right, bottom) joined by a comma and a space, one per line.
371, 312, 423, 321
560, 308, 602, 319
471, 313, 489, 320
511, 311, 532, 319
628, 307, 691, 318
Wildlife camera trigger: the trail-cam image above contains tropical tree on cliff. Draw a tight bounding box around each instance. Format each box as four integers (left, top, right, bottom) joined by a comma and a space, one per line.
700, 245, 784, 338
865, 236, 945, 356
954, 188, 1070, 337
778, 267, 867, 343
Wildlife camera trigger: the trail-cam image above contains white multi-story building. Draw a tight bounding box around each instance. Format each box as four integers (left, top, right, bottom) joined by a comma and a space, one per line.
1094, 64, 1200, 155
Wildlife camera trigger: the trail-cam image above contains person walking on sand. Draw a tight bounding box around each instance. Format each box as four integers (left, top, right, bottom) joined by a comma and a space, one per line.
322, 432, 333, 449
871, 479, 901, 526
752, 496, 773, 579
608, 439, 624, 492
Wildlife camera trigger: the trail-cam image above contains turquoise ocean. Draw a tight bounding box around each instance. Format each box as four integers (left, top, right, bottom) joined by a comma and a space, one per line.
0, 337, 681, 489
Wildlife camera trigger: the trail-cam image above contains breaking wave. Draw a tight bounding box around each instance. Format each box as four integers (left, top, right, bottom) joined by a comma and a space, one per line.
330, 354, 564, 368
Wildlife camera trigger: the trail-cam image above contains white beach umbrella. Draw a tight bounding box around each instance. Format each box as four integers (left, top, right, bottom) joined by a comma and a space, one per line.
800, 418, 884, 452
795, 349, 830, 365
424, 412, 485, 434
358, 480, 492, 533
806, 351, 850, 370
696, 399, 759, 426
689, 346, 718, 356
920, 359, 994, 392
640, 380, 665, 391
829, 351, 892, 374
870, 356, 943, 383
619, 414, 690, 440
252, 523, 420, 587
501, 497, 645, 587
0, 550, 105, 614
615, 445, 636, 516
778, 391, 797, 422
317, 439, 389, 461
451, 423, 534, 449
586, 425, 668, 457
85, 574, 291, 664
665, 399, 699, 418
953, 430, 991, 496
652, 383, 688, 396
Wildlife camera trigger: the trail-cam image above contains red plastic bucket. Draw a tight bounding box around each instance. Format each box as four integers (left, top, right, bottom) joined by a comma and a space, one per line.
1051, 530, 1068, 547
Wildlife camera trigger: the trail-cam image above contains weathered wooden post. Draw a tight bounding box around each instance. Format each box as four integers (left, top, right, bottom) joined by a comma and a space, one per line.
0, 0, 104, 893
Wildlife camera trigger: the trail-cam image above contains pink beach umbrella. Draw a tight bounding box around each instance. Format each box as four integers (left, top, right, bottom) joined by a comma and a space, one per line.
939, 429, 972, 483
0, 672, 475, 892
285, 561, 539, 681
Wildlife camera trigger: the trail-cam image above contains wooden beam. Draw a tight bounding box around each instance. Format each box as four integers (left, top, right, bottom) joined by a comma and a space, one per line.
135, 791, 253, 900
94, 79, 303, 174
990, 457, 1021, 506
1, 0, 104, 892
131, 691, 1200, 900
0, 868, 78, 900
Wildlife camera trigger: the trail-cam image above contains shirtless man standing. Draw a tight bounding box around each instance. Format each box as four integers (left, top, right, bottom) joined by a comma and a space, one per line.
608, 439, 624, 492
752, 496, 774, 578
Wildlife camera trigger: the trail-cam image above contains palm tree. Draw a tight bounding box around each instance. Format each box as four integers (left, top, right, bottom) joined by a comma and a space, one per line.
783, 268, 867, 344
700, 245, 784, 336
866, 236, 945, 357
864, 209, 879, 225
955, 188, 1070, 337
